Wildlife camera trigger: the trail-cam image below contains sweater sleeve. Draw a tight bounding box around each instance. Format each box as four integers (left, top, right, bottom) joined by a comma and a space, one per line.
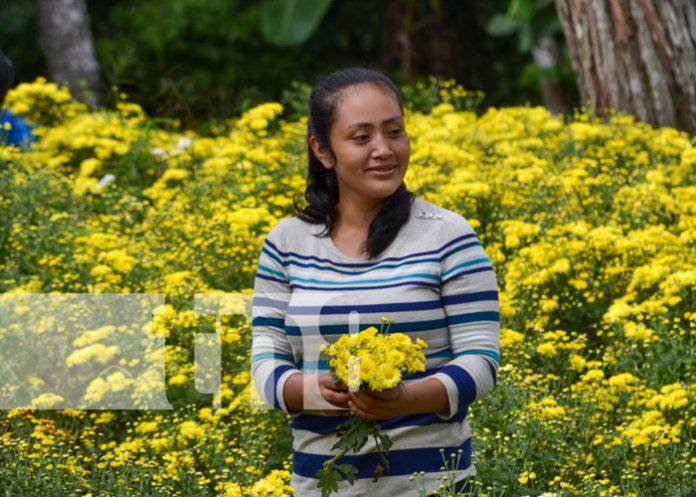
430, 218, 500, 420
251, 226, 301, 413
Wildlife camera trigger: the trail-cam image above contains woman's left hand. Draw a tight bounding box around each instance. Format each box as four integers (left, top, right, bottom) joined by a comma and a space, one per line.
347, 378, 450, 420
347, 385, 412, 420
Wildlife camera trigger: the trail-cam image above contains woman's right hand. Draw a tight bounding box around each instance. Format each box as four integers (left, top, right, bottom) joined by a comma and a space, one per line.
317, 372, 351, 415
283, 372, 351, 415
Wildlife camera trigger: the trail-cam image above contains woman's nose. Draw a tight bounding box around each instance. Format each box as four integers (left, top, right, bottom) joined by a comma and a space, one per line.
371, 134, 393, 158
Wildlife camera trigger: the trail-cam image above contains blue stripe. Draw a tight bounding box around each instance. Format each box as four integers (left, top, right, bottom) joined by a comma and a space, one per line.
293, 440, 471, 479
442, 258, 491, 279
252, 296, 288, 310
447, 311, 500, 326
252, 352, 295, 363
439, 364, 476, 413
287, 299, 444, 316
256, 273, 288, 285
284, 256, 441, 274
488, 361, 498, 386
427, 348, 454, 359
294, 353, 483, 373
261, 246, 284, 266
454, 349, 501, 364
404, 367, 443, 380
266, 246, 442, 276
297, 355, 449, 370
443, 265, 495, 283
266, 239, 428, 269
441, 290, 498, 306
437, 233, 478, 255
252, 316, 285, 329
298, 359, 329, 371
291, 407, 467, 435
257, 263, 285, 279
439, 240, 482, 262
291, 280, 440, 291
264, 364, 296, 410
284, 317, 448, 336
265, 233, 478, 270
289, 271, 440, 286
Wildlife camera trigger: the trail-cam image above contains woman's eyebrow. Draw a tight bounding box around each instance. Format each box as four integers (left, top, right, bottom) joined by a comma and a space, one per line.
346, 115, 404, 130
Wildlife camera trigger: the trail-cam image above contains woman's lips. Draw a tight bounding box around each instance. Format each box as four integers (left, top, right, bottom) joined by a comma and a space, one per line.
366, 165, 398, 175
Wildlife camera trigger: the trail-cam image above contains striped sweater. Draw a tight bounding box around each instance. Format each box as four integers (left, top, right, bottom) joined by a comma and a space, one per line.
251, 197, 500, 496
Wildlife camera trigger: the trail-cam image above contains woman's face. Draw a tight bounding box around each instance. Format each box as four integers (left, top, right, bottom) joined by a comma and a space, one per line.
313, 83, 410, 208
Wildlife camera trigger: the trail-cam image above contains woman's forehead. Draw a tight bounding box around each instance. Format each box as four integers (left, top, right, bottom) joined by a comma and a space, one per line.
333, 84, 402, 124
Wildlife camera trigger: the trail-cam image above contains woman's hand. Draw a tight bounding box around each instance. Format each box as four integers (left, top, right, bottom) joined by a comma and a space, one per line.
347, 378, 450, 420
347, 384, 411, 420
317, 372, 351, 415
283, 372, 351, 415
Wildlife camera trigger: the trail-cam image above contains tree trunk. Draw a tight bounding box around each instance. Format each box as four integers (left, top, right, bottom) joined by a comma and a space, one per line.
531, 36, 573, 115
382, 0, 416, 82
36, 0, 101, 105
555, 0, 696, 135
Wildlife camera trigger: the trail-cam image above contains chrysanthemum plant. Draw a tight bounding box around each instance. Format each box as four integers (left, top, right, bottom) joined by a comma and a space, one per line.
317, 320, 428, 496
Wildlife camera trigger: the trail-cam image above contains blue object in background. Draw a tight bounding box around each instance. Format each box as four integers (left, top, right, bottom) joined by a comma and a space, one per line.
0, 109, 35, 149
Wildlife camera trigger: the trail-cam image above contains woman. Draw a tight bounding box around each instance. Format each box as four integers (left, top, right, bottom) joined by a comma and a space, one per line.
251, 67, 499, 496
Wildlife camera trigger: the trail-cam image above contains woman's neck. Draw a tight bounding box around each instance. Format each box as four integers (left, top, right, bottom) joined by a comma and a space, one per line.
334, 196, 383, 233
329, 197, 385, 258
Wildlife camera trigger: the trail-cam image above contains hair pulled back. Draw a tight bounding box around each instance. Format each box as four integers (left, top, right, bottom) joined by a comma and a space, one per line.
296, 67, 414, 259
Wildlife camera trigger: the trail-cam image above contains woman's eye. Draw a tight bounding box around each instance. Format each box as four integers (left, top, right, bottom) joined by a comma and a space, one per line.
388, 128, 403, 136
352, 135, 369, 142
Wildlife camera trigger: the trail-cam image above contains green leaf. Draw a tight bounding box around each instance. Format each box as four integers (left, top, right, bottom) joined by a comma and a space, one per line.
507, 0, 534, 22
485, 14, 520, 36
518, 24, 533, 53
260, 0, 333, 46
337, 463, 358, 484
331, 418, 374, 452
317, 466, 340, 497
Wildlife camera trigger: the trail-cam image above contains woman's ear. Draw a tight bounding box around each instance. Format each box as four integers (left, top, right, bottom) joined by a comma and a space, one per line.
309, 136, 334, 170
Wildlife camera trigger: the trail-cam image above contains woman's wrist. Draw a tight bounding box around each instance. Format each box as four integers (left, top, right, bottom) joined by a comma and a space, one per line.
402, 378, 449, 416
282, 372, 304, 413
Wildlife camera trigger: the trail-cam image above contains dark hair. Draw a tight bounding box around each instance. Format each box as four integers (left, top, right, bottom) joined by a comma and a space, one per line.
0, 50, 13, 105
296, 67, 414, 259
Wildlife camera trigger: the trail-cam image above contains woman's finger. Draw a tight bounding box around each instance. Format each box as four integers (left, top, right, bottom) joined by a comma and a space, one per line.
323, 388, 350, 407
366, 386, 401, 400
319, 374, 348, 392
348, 400, 380, 420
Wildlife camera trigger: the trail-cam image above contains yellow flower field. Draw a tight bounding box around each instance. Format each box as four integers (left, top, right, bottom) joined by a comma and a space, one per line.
0, 79, 694, 497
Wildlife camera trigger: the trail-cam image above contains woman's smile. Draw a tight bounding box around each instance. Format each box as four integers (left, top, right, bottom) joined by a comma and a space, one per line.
365, 164, 399, 176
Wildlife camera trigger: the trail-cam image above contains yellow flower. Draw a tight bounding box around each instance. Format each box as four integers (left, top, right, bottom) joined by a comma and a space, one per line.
178, 420, 205, 440
30, 393, 65, 409
500, 328, 524, 348
537, 342, 557, 357
568, 354, 586, 372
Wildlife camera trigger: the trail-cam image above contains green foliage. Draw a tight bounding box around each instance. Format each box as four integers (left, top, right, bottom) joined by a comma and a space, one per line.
401, 76, 485, 114
95, 0, 265, 123
486, 0, 560, 53
92, 0, 390, 126
281, 80, 313, 121
1, 78, 694, 497
318, 416, 393, 496
0, 0, 42, 82
0, 160, 78, 292
413, 450, 474, 497
484, 0, 575, 103
2, 0, 554, 123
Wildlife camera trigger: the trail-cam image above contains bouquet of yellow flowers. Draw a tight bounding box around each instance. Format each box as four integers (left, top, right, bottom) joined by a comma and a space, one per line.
324, 325, 428, 391
317, 322, 428, 496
